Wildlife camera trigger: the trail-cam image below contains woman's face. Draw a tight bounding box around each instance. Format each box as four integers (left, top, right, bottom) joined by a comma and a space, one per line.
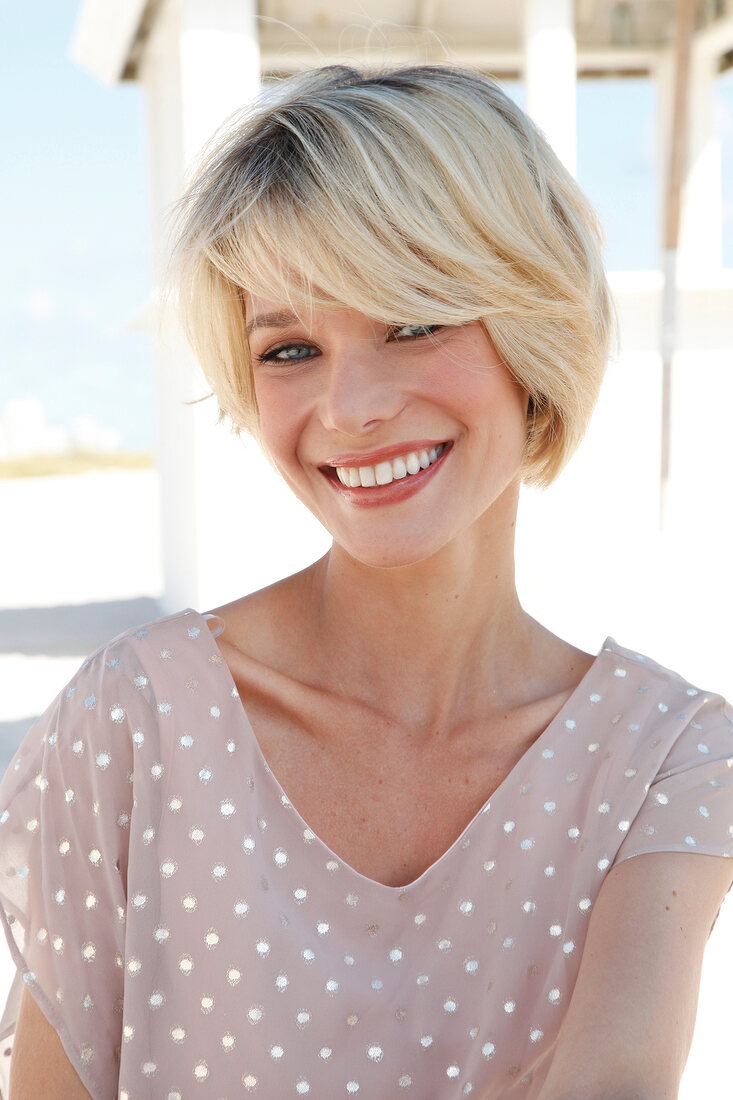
248, 296, 528, 569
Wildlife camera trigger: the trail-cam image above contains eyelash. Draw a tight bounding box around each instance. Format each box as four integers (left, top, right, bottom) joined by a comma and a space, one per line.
254, 324, 445, 365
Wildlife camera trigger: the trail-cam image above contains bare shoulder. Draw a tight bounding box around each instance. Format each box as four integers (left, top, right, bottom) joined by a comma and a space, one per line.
537, 852, 733, 1098
208, 564, 318, 674
11, 987, 92, 1099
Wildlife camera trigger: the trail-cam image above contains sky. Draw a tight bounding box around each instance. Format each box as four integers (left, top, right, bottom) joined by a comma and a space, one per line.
1, 0, 732, 451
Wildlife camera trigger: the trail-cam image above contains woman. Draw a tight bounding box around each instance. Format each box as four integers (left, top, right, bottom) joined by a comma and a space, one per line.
1, 64, 731, 1099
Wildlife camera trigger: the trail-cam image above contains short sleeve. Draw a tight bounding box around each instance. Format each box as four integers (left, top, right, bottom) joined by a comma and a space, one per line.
0, 647, 138, 1097
614, 692, 733, 866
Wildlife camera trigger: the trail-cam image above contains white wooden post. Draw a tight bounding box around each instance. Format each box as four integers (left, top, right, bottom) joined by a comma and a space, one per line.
137, 0, 329, 613
524, 0, 577, 175
676, 45, 723, 276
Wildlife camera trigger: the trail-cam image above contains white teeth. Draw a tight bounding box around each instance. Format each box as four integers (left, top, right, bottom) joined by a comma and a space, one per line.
374, 461, 394, 486
335, 443, 445, 489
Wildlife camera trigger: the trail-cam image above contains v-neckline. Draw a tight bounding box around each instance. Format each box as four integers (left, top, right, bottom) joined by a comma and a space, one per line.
186, 608, 612, 895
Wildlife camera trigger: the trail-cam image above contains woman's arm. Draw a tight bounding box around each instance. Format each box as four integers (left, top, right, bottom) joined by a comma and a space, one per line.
536, 851, 733, 1100
9, 987, 92, 1099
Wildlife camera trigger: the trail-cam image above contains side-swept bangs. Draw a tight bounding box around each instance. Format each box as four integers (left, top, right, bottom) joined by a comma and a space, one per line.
170, 64, 614, 487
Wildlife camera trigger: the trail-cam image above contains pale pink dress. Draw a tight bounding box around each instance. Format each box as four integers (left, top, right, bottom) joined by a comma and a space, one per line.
0, 609, 731, 1099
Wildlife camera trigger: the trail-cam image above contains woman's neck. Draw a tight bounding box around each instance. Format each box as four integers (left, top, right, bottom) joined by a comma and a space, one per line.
299, 491, 545, 734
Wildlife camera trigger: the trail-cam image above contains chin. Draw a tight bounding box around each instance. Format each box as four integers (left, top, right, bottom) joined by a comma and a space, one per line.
333, 532, 459, 573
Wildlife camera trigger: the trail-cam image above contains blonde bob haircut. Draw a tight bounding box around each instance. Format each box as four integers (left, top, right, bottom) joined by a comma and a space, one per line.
171, 63, 614, 487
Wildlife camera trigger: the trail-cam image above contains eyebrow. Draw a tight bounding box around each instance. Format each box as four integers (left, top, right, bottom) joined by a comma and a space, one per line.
245, 310, 300, 337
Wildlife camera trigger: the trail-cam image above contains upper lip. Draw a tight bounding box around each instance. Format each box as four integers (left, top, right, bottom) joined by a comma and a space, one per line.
320, 440, 450, 468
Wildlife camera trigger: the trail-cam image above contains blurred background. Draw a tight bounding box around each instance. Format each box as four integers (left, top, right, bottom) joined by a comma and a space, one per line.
1, 1, 732, 1092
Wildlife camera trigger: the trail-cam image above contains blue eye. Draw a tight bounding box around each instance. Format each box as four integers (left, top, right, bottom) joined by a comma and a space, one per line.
257, 343, 318, 364
390, 324, 444, 340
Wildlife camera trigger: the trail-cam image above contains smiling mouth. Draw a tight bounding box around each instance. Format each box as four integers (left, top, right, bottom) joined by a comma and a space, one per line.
324, 443, 449, 489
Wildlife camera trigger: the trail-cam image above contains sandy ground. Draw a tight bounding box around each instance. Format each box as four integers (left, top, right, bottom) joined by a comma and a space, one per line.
0, 466, 731, 1095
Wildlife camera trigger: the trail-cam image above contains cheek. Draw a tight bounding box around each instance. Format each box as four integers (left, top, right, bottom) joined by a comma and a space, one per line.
253, 378, 300, 461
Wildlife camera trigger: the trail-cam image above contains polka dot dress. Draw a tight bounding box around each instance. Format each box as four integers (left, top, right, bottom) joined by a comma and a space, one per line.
0, 610, 731, 1098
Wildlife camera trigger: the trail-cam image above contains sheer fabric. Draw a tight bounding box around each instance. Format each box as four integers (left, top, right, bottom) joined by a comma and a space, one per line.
0, 609, 731, 1098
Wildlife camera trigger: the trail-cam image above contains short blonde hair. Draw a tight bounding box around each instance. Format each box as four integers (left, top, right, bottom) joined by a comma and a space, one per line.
171, 64, 614, 487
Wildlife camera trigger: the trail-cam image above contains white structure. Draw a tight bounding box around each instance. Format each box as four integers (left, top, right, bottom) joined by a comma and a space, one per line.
70, 0, 733, 616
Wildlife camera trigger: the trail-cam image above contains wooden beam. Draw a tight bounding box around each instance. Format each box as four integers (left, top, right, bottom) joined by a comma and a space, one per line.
70, 0, 150, 84
415, 0, 440, 28
660, 0, 697, 524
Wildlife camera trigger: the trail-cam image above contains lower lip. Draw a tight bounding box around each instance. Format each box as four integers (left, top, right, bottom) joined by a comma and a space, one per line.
323, 445, 452, 508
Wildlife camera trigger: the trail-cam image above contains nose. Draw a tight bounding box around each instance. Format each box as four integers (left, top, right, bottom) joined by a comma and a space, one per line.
319, 345, 406, 437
